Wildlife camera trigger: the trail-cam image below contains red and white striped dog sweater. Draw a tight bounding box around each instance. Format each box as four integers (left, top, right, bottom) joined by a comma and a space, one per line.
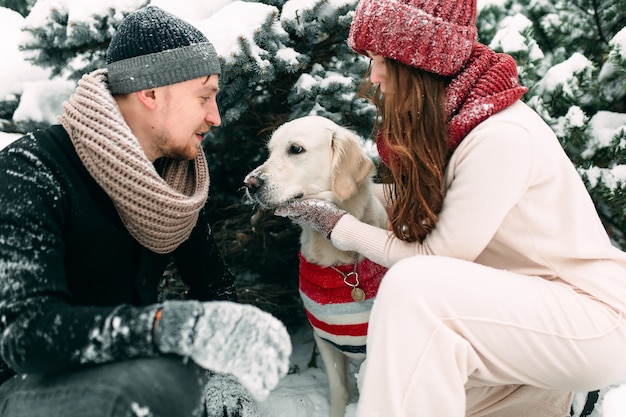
298, 252, 388, 357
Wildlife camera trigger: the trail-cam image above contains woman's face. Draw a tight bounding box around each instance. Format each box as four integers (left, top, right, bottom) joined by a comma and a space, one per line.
367, 51, 387, 93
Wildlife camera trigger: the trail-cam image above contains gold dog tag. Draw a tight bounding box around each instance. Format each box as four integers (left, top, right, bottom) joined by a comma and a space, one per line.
351, 287, 365, 302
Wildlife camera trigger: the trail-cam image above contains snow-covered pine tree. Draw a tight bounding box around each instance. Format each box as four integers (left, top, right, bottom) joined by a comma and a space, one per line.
201, 0, 374, 209
0, 1, 147, 132
477, 0, 626, 249
18, 2, 148, 80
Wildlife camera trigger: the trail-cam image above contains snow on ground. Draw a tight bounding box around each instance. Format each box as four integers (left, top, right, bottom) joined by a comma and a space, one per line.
259, 321, 359, 417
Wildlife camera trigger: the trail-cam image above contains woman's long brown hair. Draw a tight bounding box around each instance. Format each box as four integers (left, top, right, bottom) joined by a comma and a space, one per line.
360, 58, 449, 242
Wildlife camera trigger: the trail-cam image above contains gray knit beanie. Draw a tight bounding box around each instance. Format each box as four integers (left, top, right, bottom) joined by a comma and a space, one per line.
106, 5, 221, 95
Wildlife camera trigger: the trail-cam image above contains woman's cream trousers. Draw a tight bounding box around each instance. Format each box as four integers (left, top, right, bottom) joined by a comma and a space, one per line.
356, 256, 626, 417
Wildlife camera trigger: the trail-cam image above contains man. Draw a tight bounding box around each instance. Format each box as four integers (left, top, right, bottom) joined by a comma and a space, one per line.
0, 6, 291, 417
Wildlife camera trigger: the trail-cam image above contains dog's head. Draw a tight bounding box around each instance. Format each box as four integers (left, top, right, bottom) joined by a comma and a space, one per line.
244, 116, 374, 208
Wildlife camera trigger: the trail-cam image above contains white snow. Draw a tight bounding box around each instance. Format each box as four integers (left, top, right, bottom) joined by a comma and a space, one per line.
0, 7, 51, 99
196, 1, 282, 62
603, 384, 626, 416
609, 26, 626, 61
25, 0, 145, 26
0, 1, 625, 416
489, 13, 544, 61
586, 111, 626, 154
12, 79, 75, 125
258, 323, 359, 417
536, 52, 594, 98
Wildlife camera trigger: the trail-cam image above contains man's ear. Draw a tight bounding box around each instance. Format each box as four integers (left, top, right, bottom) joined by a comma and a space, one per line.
135, 89, 158, 110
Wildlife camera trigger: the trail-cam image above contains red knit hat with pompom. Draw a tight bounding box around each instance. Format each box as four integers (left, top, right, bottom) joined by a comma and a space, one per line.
348, 0, 478, 76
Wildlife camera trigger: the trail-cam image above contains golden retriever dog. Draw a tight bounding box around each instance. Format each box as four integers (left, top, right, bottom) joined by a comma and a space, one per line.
244, 115, 388, 417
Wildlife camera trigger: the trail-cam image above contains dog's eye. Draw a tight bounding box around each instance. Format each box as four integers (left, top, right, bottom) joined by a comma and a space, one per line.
289, 144, 304, 155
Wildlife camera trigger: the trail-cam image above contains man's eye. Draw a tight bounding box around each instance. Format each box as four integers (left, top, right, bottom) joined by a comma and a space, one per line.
289, 144, 304, 154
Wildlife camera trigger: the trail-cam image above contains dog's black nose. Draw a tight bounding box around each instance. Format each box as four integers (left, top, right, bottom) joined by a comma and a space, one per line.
244, 175, 264, 194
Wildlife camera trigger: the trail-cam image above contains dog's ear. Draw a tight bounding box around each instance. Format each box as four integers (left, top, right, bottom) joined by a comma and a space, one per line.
331, 128, 375, 201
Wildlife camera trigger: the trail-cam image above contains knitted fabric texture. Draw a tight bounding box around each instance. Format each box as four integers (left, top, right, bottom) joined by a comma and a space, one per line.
106, 5, 220, 94
298, 253, 388, 355
58, 69, 210, 254
376, 42, 527, 167
446, 43, 527, 149
348, 0, 478, 76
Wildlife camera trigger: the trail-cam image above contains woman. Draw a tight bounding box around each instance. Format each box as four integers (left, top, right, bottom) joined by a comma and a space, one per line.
275, 0, 626, 415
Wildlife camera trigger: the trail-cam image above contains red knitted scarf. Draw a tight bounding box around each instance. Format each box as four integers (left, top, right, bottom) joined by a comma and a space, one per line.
377, 42, 527, 166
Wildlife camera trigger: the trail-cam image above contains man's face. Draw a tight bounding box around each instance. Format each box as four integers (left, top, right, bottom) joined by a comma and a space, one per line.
149, 74, 221, 161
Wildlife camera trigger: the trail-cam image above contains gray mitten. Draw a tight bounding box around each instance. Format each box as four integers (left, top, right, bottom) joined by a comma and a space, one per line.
154, 300, 291, 401
204, 372, 261, 417
274, 199, 346, 238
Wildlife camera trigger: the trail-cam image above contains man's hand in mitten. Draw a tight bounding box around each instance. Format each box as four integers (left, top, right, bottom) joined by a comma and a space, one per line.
204, 372, 260, 417
274, 199, 346, 238
154, 300, 291, 401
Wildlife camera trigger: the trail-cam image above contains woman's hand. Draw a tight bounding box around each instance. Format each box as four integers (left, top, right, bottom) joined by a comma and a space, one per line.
274, 199, 346, 238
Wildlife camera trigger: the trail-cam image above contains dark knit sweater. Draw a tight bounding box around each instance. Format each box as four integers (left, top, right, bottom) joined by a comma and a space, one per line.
0, 125, 237, 383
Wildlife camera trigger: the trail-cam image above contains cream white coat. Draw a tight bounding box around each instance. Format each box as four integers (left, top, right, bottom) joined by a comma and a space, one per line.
332, 100, 626, 313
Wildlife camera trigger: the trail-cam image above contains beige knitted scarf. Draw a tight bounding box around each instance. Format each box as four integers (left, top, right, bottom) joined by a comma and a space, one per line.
58, 69, 210, 254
